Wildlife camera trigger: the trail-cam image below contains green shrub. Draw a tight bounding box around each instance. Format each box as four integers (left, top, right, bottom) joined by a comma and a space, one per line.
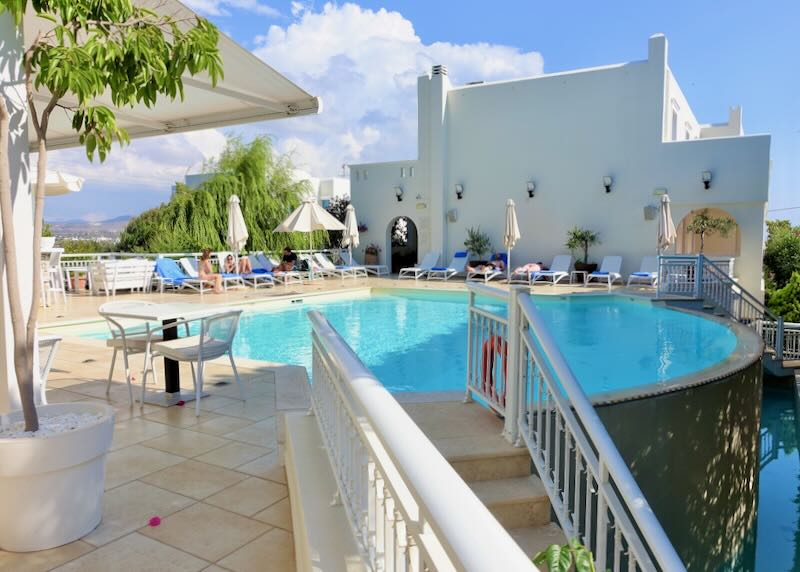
764, 220, 800, 291
533, 539, 596, 572
768, 272, 800, 322
61, 239, 117, 254
464, 226, 492, 260
565, 226, 600, 264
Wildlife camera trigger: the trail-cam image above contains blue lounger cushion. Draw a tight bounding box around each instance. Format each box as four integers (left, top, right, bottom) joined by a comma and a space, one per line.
632, 272, 654, 276
431, 267, 450, 271
591, 271, 609, 275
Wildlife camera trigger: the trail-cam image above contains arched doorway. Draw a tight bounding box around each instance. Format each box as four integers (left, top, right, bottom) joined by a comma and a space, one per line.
387, 216, 418, 273
676, 207, 740, 256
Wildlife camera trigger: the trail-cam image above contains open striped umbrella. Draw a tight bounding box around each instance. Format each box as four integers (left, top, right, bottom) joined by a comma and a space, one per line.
503, 199, 521, 281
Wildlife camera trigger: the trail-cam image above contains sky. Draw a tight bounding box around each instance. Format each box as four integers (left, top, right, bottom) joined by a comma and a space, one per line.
43, 0, 800, 225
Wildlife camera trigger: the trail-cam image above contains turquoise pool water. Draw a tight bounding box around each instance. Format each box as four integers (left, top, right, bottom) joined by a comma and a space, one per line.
82, 290, 738, 395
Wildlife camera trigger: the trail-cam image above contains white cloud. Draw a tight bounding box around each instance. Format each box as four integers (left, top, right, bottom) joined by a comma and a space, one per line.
183, 0, 280, 18
252, 2, 544, 176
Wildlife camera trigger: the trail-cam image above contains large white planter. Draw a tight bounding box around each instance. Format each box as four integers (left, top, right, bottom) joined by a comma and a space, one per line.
0, 402, 115, 552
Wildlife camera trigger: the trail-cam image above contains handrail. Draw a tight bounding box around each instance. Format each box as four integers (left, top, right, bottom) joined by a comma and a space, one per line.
58, 248, 343, 260
516, 293, 685, 571
308, 310, 536, 571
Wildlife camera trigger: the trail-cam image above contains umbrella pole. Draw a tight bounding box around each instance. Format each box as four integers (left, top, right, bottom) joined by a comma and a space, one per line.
349, 245, 353, 266
309, 233, 314, 281
507, 248, 511, 283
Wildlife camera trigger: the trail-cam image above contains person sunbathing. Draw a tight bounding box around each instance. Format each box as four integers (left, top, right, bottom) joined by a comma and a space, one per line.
224, 254, 252, 275
274, 247, 298, 272
468, 253, 506, 273
199, 249, 224, 294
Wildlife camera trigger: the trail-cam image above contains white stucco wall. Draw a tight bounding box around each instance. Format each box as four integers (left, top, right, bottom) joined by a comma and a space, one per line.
350, 34, 770, 296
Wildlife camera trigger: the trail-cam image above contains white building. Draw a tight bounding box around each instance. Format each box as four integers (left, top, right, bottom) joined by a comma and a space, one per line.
350, 34, 770, 295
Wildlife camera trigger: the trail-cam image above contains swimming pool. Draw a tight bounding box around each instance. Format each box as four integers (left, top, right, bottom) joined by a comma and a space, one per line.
78, 289, 739, 396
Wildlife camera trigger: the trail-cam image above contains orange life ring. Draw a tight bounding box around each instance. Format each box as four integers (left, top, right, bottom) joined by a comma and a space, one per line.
481, 335, 507, 406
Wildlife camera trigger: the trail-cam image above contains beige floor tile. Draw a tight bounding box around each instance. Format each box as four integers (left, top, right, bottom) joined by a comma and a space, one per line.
140, 503, 269, 562
110, 417, 170, 451
201, 566, 230, 572
52, 533, 208, 572
195, 442, 271, 469
142, 429, 229, 458
105, 444, 184, 490
217, 529, 295, 572
223, 418, 277, 449
83, 481, 194, 547
236, 451, 286, 484
144, 407, 221, 429
141, 460, 248, 500
205, 477, 288, 517
214, 397, 275, 421
0, 540, 93, 572
44, 388, 88, 403
253, 498, 292, 531
192, 415, 254, 436
197, 395, 241, 412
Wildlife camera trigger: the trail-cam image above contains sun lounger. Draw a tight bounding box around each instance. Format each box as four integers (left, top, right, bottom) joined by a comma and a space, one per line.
427, 251, 469, 281
467, 253, 508, 283
353, 256, 389, 276
216, 252, 274, 288
627, 256, 659, 286
531, 255, 573, 286
508, 262, 544, 285
314, 252, 368, 279
264, 255, 304, 285
398, 251, 440, 280
585, 256, 623, 288
178, 257, 244, 290
153, 257, 212, 293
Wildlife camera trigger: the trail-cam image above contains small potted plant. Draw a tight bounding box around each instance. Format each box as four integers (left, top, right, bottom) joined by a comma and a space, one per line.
464, 226, 492, 265
364, 243, 381, 265
566, 226, 600, 273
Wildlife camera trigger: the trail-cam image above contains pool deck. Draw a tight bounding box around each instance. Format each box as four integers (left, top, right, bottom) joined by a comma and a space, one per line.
1, 277, 635, 570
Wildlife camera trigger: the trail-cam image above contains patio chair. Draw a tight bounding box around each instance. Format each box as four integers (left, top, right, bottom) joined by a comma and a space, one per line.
297, 253, 326, 280
427, 251, 469, 281
99, 300, 172, 405
531, 255, 573, 286
40, 249, 66, 306
627, 256, 659, 287
179, 257, 245, 291
154, 257, 210, 293
216, 252, 274, 289
141, 309, 245, 416
264, 254, 304, 286
352, 256, 389, 276
398, 251, 440, 281
585, 256, 624, 288
36, 334, 62, 405
314, 252, 368, 279
467, 253, 508, 283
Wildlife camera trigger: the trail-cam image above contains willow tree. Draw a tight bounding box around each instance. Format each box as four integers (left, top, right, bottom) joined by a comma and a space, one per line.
118, 136, 326, 253
0, 0, 222, 431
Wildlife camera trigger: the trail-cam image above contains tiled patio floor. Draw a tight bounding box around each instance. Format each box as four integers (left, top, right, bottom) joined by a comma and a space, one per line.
1, 276, 633, 570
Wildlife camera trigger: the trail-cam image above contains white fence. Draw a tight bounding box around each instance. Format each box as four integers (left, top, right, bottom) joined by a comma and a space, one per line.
466, 283, 686, 572
308, 310, 536, 571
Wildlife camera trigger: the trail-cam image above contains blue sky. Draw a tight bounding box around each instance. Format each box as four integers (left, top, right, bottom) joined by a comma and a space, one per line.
44, 0, 799, 224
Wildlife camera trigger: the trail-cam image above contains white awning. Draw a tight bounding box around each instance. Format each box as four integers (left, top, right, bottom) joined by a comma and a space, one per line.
22, 0, 321, 152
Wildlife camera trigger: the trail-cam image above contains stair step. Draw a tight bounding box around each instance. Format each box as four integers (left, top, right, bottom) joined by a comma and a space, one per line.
469, 476, 551, 528
508, 523, 567, 558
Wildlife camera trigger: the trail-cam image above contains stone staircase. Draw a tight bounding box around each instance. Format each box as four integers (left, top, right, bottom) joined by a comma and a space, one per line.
401, 400, 565, 557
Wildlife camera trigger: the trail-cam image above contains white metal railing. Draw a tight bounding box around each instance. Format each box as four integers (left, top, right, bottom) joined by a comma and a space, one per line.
657, 255, 789, 362
308, 310, 536, 572
466, 284, 686, 572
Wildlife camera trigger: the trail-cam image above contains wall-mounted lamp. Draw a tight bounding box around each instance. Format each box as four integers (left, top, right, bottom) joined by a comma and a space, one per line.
455, 183, 464, 200
603, 176, 613, 193
526, 181, 536, 198
394, 186, 404, 202
702, 171, 712, 190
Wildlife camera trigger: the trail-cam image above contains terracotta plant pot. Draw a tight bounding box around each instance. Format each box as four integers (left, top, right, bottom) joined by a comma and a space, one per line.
364, 253, 379, 265
71, 276, 86, 291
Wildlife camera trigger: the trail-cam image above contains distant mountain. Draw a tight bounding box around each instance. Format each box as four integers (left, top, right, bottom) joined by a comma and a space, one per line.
46, 215, 133, 239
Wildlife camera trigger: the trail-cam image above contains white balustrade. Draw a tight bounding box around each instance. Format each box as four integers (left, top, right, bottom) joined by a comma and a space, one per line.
466, 283, 686, 572
308, 310, 536, 572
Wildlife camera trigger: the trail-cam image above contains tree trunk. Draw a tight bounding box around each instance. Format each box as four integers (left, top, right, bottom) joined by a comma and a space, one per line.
0, 97, 38, 432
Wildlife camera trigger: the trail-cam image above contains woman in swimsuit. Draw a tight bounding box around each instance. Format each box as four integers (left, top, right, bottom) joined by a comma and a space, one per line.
199, 249, 224, 294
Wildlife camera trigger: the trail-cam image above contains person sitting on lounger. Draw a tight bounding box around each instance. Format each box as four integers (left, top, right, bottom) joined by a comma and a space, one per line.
224, 254, 252, 275
468, 253, 506, 273
274, 247, 298, 272
513, 262, 543, 274
199, 249, 224, 294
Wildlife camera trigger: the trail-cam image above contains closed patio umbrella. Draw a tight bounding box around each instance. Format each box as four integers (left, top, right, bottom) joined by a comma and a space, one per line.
274, 199, 345, 280
658, 194, 677, 253
227, 195, 249, 256
503, 199, 521, 282
342, 204, 360, 265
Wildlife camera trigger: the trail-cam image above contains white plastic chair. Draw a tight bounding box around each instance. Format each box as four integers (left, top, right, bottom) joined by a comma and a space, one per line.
627, 256, 659, 286
585, 256, 624, 288
531, 255, 573, 285
142, 309, 245, 416
398, 251, 440, 280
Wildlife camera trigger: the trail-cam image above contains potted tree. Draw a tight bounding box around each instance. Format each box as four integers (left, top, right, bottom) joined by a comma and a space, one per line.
464, 226, 492, 265
0, 0, 222, 551
686, 209, 736, 253
566, 226, 600, 273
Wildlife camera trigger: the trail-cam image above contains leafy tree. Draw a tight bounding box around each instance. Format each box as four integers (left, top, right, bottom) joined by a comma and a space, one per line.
768, 272, 800, 322
565, 226, 600, 264
118, 136, 324, 253
763, 219, 800, 290
325, 195, 350, 248
41, 223, 53, 237
685, 209, 736, 254
0, 0, 222, 431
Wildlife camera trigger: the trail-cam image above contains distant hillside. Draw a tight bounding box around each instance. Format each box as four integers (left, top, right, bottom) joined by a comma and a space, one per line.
47, 215, 133, 239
